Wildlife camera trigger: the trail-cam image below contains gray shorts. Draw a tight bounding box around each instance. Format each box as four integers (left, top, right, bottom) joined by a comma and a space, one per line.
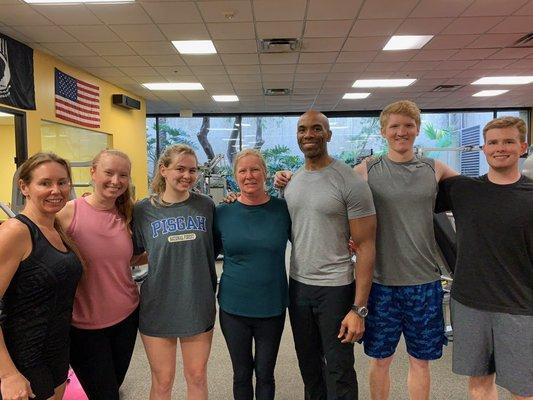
451, 299, 533, 397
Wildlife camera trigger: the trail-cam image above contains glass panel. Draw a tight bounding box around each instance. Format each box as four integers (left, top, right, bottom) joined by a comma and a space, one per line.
146, 117, 157, 187
0, 112, 16, 214
41, 120, 111, 197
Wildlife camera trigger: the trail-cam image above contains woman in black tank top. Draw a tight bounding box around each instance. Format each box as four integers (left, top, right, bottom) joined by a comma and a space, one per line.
0, 153, 82, 400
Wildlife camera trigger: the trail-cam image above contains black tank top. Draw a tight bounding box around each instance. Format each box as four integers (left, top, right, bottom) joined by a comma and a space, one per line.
2, 214, 83, 369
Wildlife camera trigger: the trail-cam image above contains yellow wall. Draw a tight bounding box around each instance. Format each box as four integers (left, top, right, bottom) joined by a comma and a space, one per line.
0, 117, 16, 205
1, 50, 148, 198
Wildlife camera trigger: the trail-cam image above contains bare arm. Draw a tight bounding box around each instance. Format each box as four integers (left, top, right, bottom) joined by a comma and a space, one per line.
0, 219, 35, 399
55, 200, 75, 231
353, 161, 368, 182
435, 160, 459, 182
338, 214, 376, 343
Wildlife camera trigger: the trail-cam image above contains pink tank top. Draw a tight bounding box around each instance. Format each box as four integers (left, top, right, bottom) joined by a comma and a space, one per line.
68, 197, 139, 329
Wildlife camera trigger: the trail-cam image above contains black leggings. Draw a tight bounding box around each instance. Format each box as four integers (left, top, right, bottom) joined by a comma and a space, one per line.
219, 309, 286, 400
69, 308, 139, 400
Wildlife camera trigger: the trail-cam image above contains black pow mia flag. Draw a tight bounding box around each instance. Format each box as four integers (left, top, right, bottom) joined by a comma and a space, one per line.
0, 33, 35, 110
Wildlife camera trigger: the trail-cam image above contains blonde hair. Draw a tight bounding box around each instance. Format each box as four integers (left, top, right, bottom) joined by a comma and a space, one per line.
483, 116, 527, 143
380, 100, 421, 130
233, 149, 268, 178
18, 152, 82, 263
92, 149, 135, 229
151, 144, 198, 195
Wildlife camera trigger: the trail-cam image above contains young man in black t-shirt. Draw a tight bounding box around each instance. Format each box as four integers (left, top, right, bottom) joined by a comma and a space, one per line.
436, 116, 533, 400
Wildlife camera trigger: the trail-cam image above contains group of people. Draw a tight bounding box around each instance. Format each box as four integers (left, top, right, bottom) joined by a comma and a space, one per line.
0, 99, 530, 400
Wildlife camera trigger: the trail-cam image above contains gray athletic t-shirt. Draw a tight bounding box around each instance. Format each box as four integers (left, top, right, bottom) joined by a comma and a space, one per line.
367, 155, 442, 285
285, 159, 375, 286
132, 193, 217, 337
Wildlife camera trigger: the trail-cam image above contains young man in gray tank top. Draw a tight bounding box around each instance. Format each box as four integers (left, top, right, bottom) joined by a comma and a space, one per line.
276, 101, 457, 399
354, 101, 457, 400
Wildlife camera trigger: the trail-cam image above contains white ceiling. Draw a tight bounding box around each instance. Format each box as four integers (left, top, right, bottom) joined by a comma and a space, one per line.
1, 0, 532, 114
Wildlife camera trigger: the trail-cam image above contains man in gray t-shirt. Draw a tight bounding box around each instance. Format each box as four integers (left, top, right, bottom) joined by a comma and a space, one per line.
283, 110, 376, 400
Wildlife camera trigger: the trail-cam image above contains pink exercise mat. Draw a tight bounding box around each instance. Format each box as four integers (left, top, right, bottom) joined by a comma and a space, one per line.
63, 368, 88, 400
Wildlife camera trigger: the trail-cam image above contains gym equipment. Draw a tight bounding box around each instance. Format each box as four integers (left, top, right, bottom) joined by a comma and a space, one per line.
0, 202, 15, 218
195, 154, 229, 203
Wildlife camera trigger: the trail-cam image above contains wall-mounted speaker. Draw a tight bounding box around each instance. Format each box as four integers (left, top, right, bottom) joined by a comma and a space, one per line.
112, 94, 141, 110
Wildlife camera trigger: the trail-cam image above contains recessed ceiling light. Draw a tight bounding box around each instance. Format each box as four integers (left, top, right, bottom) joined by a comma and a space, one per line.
472, 90, 509, 97
353, 79, 416, 88
383, 35, 433, 51
212, 95, 239, 102
342, 93, 371, 99
24, 0, 134, 3
471, 76, 533, 85
142, 83, 204, 90
172, 40, 217, 54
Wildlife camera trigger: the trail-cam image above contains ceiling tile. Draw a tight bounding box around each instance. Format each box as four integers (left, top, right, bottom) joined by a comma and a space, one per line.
488, 16, 533, 34
85, 42, 136, 56
181, 54, 222, 65
213, 39, 257, 53
32, 5, 101, 25
110, 24, 166, 42
192, 65, 228, 75
259, 53, 299, 64
396, 18, 453, 35
508, 58, 533, 69
469, 59, 516, 69
141, 2, 203, 24
87, 4, 152, 25
448, 48, 498, 60
127, 41, 177, 56
304, 20, 353, 38
298, 52, 339, 63
119, 66, 159, 76
424, 34, 478, 49
196, 75, 231, 83
421, 69, 462, 78
411, 49, 458, 61
253, 0, 306, 21
366, 62, 405, 72
225, 64, 261, 74
207, 22, 254, 40
308, 0, 363, 20
0, 27, 33, 43
490, 47, 533, 59
64, 56, 112, 68
466, 33, 524, 48
296, 64, 332, 73
12, 26, 76, 43
261, 64, 296, 73
105, 55, 149, 67
158, 24, 208, 43
229, 74, 260, 83
373, 50, 418, 62
154, 66, 192, 77
302, 38, 345, 52
359, 0, 418, 19
515, 1, 533, 15
434, 59, 478, 69
349, 19, 403, 37
43, 42, 96, 56
409, 0, 471, 18
441, 17, 505, 34
0, 5, 52, 25
256, 21, 303, 39
342, 36, 388, 52
336, 51, 378, 63
197, 1, 252, 22
143, 54, 186, 67
220, 53, 259, 65
330, 63, 368, 73
462, 0, 528, 16
294, 73, 327, 81
63, 25, 121, 42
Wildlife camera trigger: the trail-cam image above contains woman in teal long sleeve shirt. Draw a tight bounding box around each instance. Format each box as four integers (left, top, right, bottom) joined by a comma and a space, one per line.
214, 149, 291, 400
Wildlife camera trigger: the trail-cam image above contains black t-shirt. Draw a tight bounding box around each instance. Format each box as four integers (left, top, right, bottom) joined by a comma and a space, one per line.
436, 174, 533, 315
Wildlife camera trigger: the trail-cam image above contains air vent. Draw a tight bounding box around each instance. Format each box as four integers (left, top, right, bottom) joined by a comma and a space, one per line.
432, 84, 463, 92
511, 32, 533, 48
259, 38, 301, 53
264, 88, 292, 96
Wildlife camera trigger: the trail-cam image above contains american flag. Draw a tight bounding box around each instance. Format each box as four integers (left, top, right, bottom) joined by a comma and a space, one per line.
55, 68, 100, 128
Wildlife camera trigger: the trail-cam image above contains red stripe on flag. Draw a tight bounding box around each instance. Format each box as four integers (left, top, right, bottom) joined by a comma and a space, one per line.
56, 105, 101, 122
55, 98, 100, 115
55, 112, 100, 128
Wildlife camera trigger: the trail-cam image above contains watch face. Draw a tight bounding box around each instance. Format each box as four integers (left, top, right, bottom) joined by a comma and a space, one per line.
359, 306, 368, 317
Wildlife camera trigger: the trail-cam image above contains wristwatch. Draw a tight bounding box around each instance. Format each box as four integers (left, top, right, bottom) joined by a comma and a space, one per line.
350, 304, 368, 318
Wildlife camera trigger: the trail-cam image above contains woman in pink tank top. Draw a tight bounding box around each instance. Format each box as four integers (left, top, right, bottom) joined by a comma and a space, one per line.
56, 149, 140, 400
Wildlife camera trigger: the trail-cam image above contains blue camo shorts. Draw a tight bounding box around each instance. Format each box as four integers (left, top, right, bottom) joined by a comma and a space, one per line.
363, 280, 447, 360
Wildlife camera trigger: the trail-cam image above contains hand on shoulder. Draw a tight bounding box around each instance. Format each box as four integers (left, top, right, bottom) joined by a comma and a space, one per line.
273, 170, 292, 189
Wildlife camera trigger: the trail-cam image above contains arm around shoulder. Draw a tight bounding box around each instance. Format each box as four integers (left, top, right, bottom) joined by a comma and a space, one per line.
435, 160, 459, 182
55, 200, 75, 232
